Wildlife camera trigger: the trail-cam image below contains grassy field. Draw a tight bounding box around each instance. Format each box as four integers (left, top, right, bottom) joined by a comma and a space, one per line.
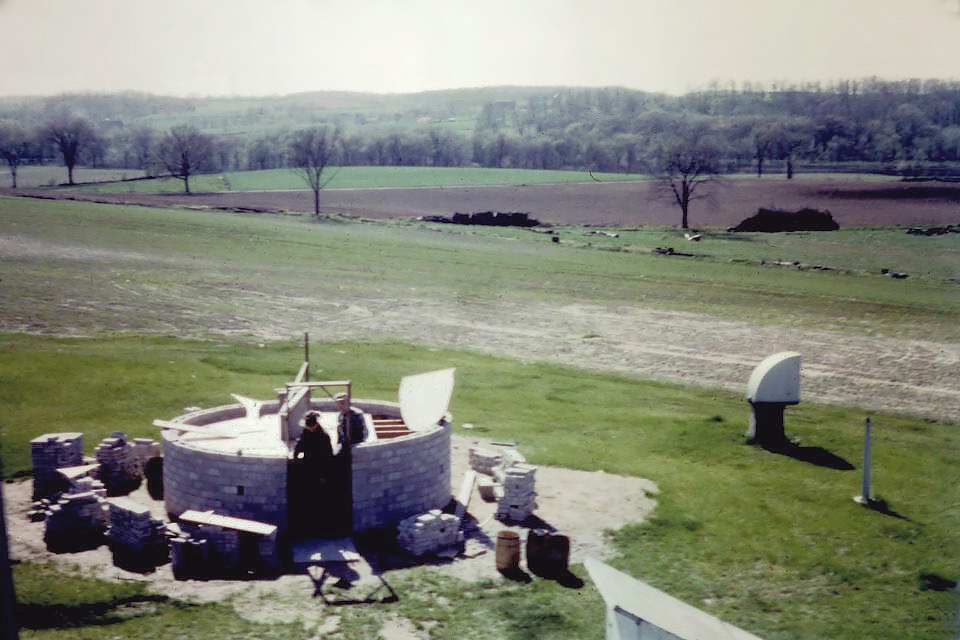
64, 166, 653, 193
0, 196, 957, 342
56, 166, 902, 194
3, 335, 958, 639
3, 166, 146, 189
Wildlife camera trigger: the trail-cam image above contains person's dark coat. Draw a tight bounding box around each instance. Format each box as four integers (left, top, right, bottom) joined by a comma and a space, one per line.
294, 427, 334, 463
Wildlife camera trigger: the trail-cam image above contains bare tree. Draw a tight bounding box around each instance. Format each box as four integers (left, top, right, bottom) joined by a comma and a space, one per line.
129, 126, 155, 172
154, 125, 215, 194
0, 121, 31, 189
289, 127, 338, 215
653, 125, 723, 229
43, 113, 95, 185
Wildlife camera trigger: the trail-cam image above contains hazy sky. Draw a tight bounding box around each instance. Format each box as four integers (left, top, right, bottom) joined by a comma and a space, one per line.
1, 0, 958, 97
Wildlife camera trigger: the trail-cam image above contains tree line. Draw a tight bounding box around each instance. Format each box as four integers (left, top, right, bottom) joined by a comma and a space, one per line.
4, 80, 960, 195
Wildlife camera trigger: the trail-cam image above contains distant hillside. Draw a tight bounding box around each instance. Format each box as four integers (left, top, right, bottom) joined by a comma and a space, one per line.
4, 80, 960, 178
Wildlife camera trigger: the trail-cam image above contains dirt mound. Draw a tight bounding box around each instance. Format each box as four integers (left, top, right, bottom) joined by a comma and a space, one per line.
422, 211, 542, 227
730, 207, 839, 232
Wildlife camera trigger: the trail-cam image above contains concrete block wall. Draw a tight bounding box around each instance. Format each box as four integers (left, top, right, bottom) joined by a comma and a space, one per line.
162, 398, 450, 536
349, 400, 451, 532
162, 404, 288, 533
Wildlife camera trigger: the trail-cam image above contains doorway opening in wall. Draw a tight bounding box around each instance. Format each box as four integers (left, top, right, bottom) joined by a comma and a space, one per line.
288, 452, 351, 539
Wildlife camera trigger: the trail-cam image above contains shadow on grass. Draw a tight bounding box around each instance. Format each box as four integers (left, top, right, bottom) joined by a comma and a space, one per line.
919, 572, 958, 592
758, 440, 855, 471
862, 496, 912, 521
16, 594, 174, 630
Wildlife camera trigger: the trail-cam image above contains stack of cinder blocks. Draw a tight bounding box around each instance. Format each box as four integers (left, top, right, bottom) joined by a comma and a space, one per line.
28, 472, 105, 523
106, 497, 168, 569
30, 433, 83, 499
72, 475, 107, 496
170, 533, 210, 580
170, 510, 280, 579
397, 509, 461, 556
468, 447, 503, 475
131, 437, 162, 471
43, 490, 107, 551
94, 432, 142, 495
495, 464, 537, 523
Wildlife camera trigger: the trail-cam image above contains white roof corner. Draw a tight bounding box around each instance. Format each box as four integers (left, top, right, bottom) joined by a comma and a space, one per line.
585, 558, 765, 640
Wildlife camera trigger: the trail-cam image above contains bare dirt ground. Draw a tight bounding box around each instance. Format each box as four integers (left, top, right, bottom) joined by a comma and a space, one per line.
2, 241, 957, 421
19, 178, 960, 226
4, 436, 656, 606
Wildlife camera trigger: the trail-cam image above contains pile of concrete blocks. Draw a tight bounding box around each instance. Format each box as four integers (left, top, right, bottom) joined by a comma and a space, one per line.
28, 468, 105, 522
397, 509, 462, 557
31, 433, 84, 499
170, 533, 210, 580
495, 464, 538, 523
106, 497, 169, 569
43, 490, 107, 551
171, 510, 280, 579
94, 432, 142, 495
131, 437, 162, 472
71, 475, 107, 496
468, 446, 503, 475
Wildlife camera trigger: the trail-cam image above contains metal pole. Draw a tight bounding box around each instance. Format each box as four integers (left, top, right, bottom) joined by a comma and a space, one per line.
854, 417, 872, 505
0, 483, 19, 640
303, 332, 309, 382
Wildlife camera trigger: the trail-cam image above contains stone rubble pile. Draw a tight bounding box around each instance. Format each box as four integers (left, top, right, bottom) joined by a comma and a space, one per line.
94, 432, 142, 495
106, 497, 169, 568
397, 509, 461, 556
468, 447, 503, 475
495, 464, 538, 523
31, 433, 83, 499
43, 490, 107, 551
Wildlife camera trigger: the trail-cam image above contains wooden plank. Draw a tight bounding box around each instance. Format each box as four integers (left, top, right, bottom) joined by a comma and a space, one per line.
152, 420, 235, 439
285, 380, 351, 389
295, 361, 309, 383
454, 470, 477, 521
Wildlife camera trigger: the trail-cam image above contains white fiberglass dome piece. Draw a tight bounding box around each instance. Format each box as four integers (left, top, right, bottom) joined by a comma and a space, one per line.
399, 368, 456, 431
746, 352, 801, 404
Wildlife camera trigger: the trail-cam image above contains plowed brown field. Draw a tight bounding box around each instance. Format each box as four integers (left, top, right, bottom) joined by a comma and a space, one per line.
23, 177, 960, 226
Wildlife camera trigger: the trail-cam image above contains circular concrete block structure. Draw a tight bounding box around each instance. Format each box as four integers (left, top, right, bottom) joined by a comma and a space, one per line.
162, 398, 451, 535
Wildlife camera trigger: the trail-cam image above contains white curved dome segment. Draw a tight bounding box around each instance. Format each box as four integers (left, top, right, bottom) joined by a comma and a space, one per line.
746, 352, 801, 404
399, 368, 456, 431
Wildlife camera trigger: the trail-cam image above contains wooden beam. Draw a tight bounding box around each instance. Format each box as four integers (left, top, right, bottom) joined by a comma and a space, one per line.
295, 361, 309, 384
454, 470, 477, 521
285, 380, 351, 389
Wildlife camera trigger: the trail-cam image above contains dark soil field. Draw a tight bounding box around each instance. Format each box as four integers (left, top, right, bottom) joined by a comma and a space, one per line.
21, 177, 960, 226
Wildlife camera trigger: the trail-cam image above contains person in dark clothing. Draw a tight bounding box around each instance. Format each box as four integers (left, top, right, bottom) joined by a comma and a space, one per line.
291, 411, 334, 536
294, 411, 334, 462
334, 392, 366, 448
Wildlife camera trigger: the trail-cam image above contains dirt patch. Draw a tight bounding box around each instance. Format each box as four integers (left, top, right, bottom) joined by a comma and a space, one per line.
22, 177, 960, 227
3, 435, 655, 603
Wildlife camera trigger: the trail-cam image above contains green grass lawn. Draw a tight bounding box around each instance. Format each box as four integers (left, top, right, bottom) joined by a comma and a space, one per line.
64, 166, 652, 193
0, 196, 957, 341
3, 335, 958, 639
